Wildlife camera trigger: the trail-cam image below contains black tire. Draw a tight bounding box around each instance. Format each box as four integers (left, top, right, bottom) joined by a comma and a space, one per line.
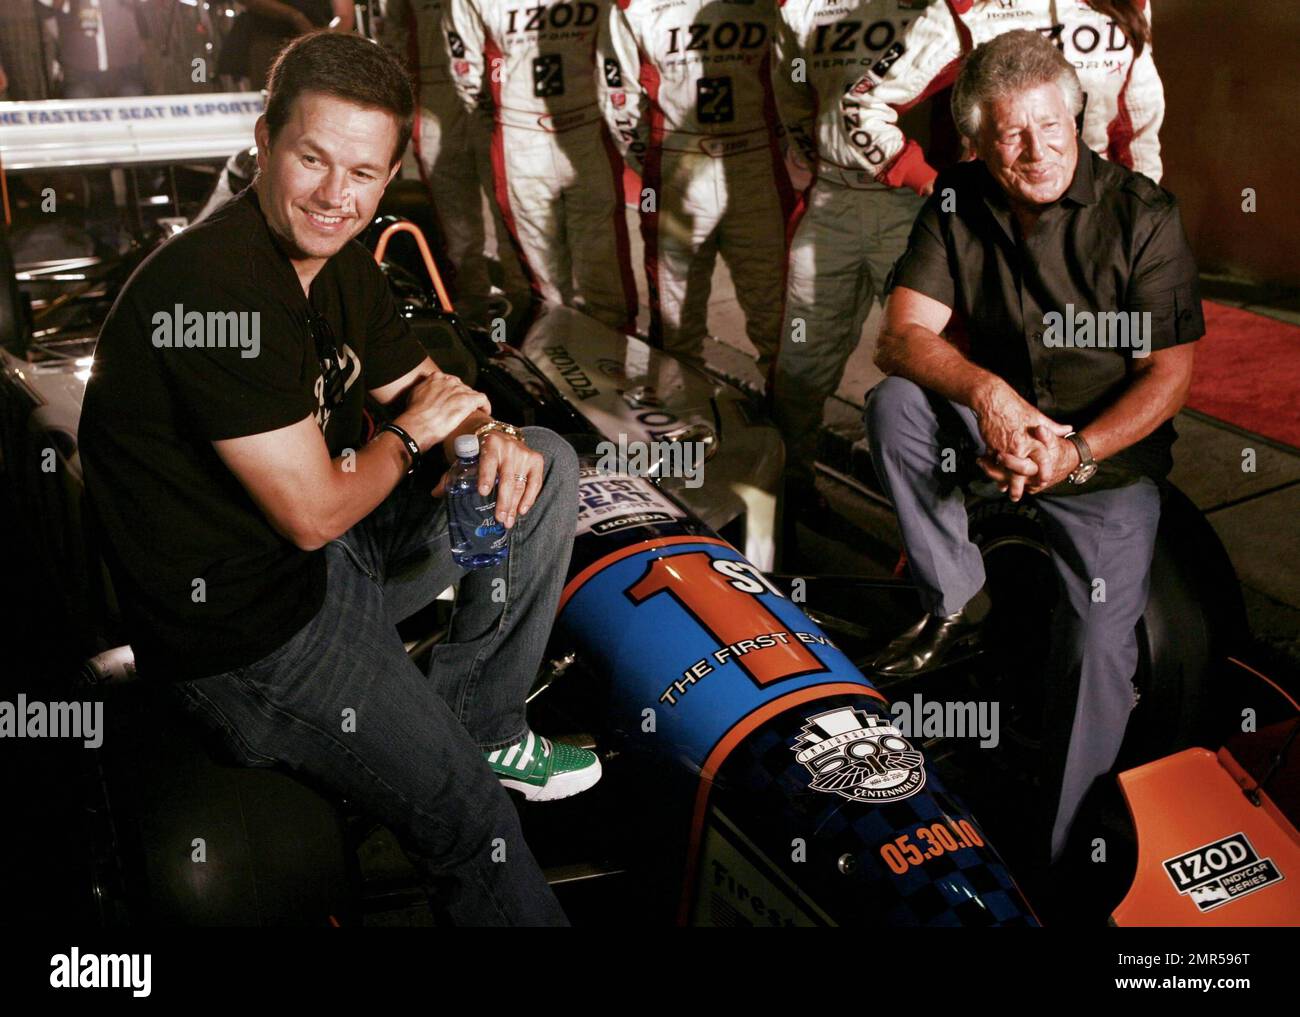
964, 483, 1246, 764
964, 497, 1057, 753
86, 682, 357, 927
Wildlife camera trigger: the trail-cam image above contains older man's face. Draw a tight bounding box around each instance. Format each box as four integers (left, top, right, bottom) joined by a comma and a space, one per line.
975, 81, 1077, 208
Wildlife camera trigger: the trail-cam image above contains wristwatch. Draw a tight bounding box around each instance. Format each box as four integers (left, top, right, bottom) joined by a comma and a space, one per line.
378, 422, 422, 475
1065, 431, 1097, 485
475, 419, 527, 446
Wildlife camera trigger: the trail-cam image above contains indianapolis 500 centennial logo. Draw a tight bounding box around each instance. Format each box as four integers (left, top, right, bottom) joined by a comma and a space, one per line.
792, 707, 926, 803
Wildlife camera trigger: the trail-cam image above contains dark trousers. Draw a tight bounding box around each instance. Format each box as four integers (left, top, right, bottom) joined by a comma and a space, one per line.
168, 427, 579, 925
865, 377, 1161, 862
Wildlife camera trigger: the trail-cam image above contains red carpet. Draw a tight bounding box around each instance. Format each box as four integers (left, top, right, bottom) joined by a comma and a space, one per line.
1187, 302, 1300, 449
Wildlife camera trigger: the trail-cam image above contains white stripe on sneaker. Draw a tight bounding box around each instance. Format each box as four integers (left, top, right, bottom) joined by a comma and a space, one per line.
516, 732, 534, 770
502, 742, 521, 767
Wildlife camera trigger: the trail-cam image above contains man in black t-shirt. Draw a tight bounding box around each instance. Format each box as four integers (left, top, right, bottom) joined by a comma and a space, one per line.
861, 33, 1203, 867
80, 32, 591, 926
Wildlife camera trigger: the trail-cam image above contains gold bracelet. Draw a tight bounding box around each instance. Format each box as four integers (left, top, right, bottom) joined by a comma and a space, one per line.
475, 420, 527, 446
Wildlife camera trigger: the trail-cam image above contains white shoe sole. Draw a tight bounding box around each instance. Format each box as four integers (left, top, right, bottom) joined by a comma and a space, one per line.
499, 756, 603, 802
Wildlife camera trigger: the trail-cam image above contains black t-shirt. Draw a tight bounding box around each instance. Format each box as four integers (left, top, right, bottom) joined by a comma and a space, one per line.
889, 148, 1205, 488
79, 187, 426, 681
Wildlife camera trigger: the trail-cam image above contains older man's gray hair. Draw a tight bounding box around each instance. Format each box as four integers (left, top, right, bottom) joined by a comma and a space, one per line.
951, 29, 1084, 140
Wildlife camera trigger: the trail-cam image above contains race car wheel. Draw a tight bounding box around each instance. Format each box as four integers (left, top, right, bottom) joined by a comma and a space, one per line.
965, 498, 1057, 753
964, 483, 1245, 764
84, 680, 356, 927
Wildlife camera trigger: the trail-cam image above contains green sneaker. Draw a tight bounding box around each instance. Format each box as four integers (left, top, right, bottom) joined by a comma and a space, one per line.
486, 730, 602, 802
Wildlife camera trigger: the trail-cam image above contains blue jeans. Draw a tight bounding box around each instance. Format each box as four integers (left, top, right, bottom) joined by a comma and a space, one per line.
865, 377, 1161, 863
168, 427, 579, 925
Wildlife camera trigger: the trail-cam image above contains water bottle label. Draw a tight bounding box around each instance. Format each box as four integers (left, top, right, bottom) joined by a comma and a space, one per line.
450, 492, 508, 554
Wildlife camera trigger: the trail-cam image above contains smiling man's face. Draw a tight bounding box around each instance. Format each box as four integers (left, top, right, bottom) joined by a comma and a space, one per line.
975, 80, 1078, 210
254, 91, 400, 291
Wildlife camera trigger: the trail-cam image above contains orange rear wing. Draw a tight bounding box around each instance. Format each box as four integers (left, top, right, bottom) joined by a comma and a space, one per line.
1112, 747, 1300, 926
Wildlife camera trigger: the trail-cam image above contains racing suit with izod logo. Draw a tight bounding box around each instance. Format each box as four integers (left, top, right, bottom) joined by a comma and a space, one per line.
381, 0, 530, 322
444, 0, 638, 330
771, 0, 930, 484
598, 0, 795, 368
838, 0, 1166, 193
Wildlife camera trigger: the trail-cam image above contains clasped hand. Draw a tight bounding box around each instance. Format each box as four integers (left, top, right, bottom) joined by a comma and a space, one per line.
974, 384, 1080, 501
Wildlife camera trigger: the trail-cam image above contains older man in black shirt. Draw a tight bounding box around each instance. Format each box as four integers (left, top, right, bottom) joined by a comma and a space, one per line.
864, 30, 1203, 864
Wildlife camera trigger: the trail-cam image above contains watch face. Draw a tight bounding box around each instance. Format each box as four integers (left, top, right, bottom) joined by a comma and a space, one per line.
1071, 463, 1098, 485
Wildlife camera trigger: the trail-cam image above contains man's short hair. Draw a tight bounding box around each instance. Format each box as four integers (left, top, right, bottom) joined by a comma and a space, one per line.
264, 31, 415, 167
951, 29, 1084, 140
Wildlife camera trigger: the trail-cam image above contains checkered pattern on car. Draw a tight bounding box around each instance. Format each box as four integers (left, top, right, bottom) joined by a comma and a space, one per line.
706, 695, 1038, 927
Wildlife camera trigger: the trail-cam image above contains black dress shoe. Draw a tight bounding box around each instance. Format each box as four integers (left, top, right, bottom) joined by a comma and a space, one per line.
871, 589, 991, 677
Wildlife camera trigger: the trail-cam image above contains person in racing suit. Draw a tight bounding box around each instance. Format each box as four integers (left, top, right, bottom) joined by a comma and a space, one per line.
443, 0, 638, 331
838, 0, 1166, 192
770, 0, 931, 501
597, 0, 794, 369
381, 0, 531, 324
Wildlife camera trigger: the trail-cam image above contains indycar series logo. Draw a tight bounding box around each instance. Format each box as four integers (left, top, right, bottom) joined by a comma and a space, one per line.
1162, 833, 1285, 913
793, 707, 926, 803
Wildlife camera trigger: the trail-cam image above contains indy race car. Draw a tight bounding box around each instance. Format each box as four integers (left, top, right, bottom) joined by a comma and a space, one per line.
1, 95, 1297, 928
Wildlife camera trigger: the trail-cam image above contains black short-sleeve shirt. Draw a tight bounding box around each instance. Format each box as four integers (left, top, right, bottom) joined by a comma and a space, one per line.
889, 147, 1205, 488
79, 187, 426, 681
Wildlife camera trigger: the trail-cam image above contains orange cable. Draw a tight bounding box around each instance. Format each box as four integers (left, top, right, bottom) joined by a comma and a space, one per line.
1, 155, 11, 227
370, 220, 454, 314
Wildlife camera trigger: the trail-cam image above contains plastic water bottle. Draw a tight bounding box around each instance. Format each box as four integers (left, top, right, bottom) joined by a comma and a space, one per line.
448, 434, 511, 569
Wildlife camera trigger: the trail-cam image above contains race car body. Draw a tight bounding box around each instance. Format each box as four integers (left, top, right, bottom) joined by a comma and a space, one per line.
553, 480, 1036, 924
2, 177, 1035, 922
1, 99, 1294, 924
522, 303, 782, 569
1113, 712, 1300, 926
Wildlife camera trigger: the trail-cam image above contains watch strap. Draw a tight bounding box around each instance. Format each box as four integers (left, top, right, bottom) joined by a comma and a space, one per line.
1065, 431, 1096, 485
1066, 431, 1094, 468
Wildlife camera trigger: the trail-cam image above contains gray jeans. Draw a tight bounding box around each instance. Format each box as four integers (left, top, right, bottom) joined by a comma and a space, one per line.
169, 427, 579, 925
865, 377, 1161, 863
